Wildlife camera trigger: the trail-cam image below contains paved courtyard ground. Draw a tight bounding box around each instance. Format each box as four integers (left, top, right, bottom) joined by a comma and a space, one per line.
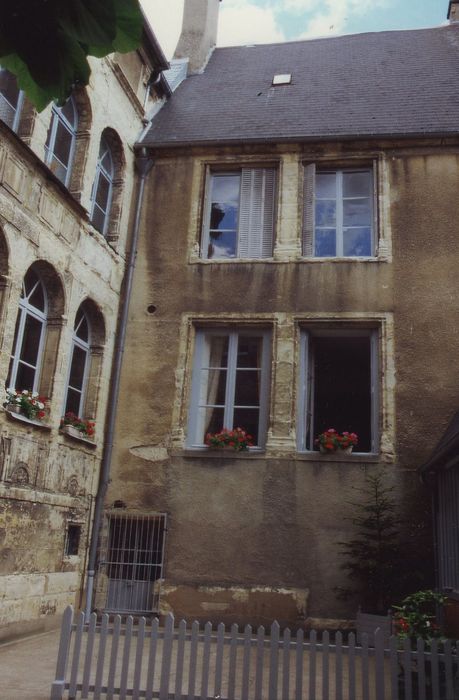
0, 628, 61, 700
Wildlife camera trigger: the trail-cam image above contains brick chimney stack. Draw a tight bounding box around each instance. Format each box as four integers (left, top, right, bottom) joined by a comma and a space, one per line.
448, 1, 459, 21
174, 0, 222, 73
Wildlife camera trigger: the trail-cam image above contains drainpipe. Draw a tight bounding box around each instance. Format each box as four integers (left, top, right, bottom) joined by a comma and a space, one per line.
84, 148, 154, 620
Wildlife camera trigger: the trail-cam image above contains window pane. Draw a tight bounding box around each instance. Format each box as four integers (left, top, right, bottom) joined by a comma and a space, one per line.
209, 175, 240, 234
234, 369, 260, 405
315, 200, 336, 226
237, 337, 261, 368
343, 171, 371, 197
200, 368, 227, 405
232, 408, 259, 444
15, 363, 36, 391
65, 387, 82, 415
343, 227, 372, 256
313, 335, 372, 452
207, 336, 229, 367
208, 230, 237, 258
343, 198, 371, 226
210, 203, 237, 230
53, 120, 73, 166
201, 406, 224, 435
316, 172, 336, 198
69, 346, 87, 390
19, 314, 42, 365
91, 205, 106, 234
0, 70, 20, 109
28, 281, 45, 311
75, 311, 89, 342
61, 98, 76, 127
48, 156, 67, 184
315, 229, 336, 257
95, 173, 111, 210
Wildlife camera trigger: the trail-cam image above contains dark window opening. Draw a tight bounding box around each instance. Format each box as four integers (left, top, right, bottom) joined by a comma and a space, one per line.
65, 524, 81, 556
309, 335, 373, 452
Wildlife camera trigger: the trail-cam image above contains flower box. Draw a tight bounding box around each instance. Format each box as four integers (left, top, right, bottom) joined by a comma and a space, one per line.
61, 424, 85, 439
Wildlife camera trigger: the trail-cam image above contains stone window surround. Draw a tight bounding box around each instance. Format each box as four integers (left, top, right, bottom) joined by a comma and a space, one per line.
170, 312, 395, 461
187, 152, 392, 265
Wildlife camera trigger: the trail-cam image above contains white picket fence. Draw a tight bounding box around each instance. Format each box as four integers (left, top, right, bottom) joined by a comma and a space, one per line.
50, 606, 459, 700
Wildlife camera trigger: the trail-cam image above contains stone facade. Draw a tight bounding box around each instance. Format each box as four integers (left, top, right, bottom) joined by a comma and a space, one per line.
0, 42, 166, 640
102, 137, 458, 627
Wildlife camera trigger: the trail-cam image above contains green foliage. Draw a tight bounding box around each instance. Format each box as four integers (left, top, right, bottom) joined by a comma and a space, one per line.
336, 471, 403, 615
0, 0, 143, 111
393, 589, 448, 642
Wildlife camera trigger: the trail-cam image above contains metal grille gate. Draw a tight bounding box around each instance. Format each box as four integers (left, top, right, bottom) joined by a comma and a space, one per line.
103, 512, 167, 614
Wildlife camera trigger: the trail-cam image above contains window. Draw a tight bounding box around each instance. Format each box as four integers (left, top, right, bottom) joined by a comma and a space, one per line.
201, 168, 276, 259
64, 307, 91, 416
187, 329, 271, 447
44, 97, 78, 186
0, 68, 23, 132
90, 136, 114, 236
65, 524, 81, 556
303, 165, 376, 257
298, 328, 379, 453
7, 269, 47, 392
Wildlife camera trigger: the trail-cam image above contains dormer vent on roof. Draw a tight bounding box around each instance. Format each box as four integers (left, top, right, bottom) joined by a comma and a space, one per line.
272, 74, 292, 86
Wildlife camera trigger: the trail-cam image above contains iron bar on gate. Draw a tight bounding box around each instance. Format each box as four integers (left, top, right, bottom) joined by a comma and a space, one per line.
51, 606, 459, 700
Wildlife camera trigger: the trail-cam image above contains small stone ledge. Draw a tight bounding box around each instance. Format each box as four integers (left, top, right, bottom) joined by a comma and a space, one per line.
295, 451, 380, 463
174, 448, 266, 459
59, 429, 97, 448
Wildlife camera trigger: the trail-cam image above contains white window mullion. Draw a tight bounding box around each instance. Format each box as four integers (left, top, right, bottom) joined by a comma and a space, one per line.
224, 332, 238, 428
336, 171, 344, 257
370, 329, 380, 454
32, 315, 47, 393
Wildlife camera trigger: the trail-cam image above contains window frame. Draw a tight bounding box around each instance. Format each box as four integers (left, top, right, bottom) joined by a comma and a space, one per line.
201, 166, 277, 260
187, 327, 271, 449
44, 97, 78, 187
0, 68, 24, 132
297, 326, 380, 454
90, 136, 115, 237
8, 270, 48, 393
63, 308, 91, 418
303, 162, 378, 259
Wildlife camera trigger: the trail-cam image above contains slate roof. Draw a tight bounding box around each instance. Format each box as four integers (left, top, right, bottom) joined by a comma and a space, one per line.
142, 24, 459, 148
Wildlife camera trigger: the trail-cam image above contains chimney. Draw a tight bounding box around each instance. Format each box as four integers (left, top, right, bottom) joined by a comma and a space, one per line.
174, 0, 221, 73
448, 1, 459, 21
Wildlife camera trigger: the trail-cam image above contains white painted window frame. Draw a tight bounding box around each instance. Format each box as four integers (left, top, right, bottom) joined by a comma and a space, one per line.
201, 167, 276, 260
303, 164, 377, 258
297, 327, 379, 453
187, 328, 271, 448
63, 309, 91, 417
44, 97, 77, 187
9, 273, 48, 392
90, 137, 115, 237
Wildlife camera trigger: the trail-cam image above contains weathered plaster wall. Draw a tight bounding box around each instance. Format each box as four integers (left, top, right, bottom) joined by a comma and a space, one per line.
106, 140, 453, 625
0, 49, 161, 638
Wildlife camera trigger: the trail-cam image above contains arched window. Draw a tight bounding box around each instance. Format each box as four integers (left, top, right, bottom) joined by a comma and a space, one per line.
44, 97, 78, 186
0, 68, 23, 132
7, 269, 47, 391
64, 307, 91, 416
90, 136, 114, 236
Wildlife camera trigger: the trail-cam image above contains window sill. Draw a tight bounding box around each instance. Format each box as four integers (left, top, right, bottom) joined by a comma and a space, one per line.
4, 408, 51, 430
60, 428, 96, 447
175, 448, 266, 459
300, 256, 381, 263
295, 451, 380, 462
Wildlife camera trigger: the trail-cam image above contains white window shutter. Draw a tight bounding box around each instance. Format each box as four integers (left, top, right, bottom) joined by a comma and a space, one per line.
238, 168, 275, 258
302, 163, 316, 256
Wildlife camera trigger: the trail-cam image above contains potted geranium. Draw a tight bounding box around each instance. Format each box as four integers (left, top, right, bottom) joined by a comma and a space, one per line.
4, 388, 48, 421
315, 428, 358, 454
60, 412, 95, 439
205, 427, 253, 452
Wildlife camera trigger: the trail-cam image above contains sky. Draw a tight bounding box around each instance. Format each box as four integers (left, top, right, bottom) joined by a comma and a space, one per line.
141, 0, 449, 59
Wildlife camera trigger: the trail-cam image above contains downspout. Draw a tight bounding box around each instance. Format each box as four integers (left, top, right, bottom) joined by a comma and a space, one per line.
84, 148, 154, 620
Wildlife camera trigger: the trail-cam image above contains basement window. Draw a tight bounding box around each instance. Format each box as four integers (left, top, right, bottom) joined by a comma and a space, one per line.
65, 524, 81, 556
